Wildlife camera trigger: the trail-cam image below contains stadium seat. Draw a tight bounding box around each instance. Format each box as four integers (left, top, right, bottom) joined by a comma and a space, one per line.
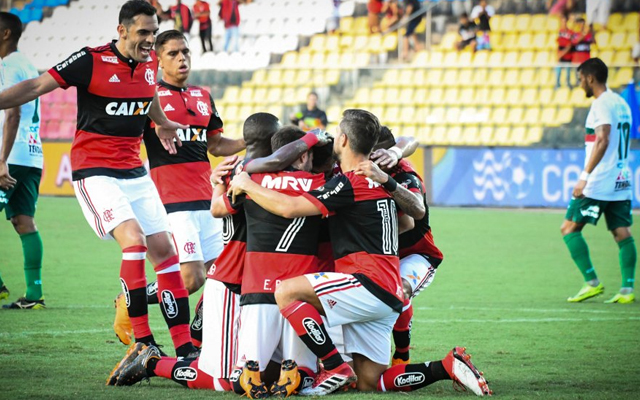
471, 69, 488, 86
538, 87, 554, 105
493, 126, 510, 145
489, 88, 506, 106
398, 88, 414, 106
461, 126, 479, 145
515, 15, 531, 32
487, 69, 504, 87
523, 107, 540, 125
399, 106, 416, 124
526, 127, 543, 144
541, 107, 558, 126
426, 69, 444, 87
511, 126, 527, 145
426, 88, 444, 105
442, 70, 458, 86
491, 107, 508, 123
458, 88, 475, 106
507, 107, 524, 125
556, 107, 573, 124
479, 126, 493, 144
520, 88, 539, 106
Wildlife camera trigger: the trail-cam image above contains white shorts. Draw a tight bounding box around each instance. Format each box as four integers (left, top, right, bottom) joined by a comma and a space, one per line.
586, 0, 610, 26
167, 210, 223, 264
199, 279, 240, 379
236, 303, 318, 373
74, 175, 170, 240
306, 272, 398, 365
324, 321, 352, 363
400, 254, 437, 299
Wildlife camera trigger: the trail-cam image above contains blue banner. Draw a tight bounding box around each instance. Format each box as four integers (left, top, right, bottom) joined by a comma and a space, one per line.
431, 147, 640, 208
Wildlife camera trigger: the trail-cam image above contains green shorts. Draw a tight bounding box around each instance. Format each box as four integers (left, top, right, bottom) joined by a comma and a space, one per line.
565, 197, 633, 231
0, 165, 42, 220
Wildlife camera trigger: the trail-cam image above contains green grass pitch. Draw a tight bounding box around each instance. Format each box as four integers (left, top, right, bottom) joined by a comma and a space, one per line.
1, 197, 638, 399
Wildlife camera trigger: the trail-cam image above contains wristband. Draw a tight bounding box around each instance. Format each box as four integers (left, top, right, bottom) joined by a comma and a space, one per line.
301, 132, 319, 148
383, 175, 398, 192
388, 146, 403, 160
579, 171, 590, 181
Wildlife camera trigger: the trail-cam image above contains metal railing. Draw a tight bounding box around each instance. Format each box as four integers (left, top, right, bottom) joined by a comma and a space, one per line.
380, 0, 442, 60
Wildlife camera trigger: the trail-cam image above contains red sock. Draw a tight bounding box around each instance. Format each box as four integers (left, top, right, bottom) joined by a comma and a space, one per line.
151, 357, 230, 391
393, 300, 413, 360
378, 362, 448, 392
155, 255, 192, 351
120, 245, 152, 341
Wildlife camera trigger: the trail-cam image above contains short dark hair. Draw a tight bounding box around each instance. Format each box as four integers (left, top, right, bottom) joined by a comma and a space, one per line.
119, 0, 158, 27
243, 112, 281, 148
578, 58, 608, 84
271, 126, 306, 152
0, 12, 22, 42
339, 109, 380, 156
460, 12, 469, 19
374, 125, 396, 151
312, 135, 334, 171
575, 17, 585, 23
155, 30, 186, 53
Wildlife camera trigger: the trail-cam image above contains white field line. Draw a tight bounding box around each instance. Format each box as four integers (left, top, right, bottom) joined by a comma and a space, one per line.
0, 326, 166, 338
413, 316, 640, 324
415, 305, 638, 315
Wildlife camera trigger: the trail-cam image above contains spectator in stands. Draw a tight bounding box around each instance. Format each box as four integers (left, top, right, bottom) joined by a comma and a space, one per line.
571, 18, 595, 66
327, 0, 340, 34
368, 0, 385, 33
456, 12, 477, 51
290, 92, 328, 130
401, 0, 423, 61
144, 0, 165, 16
547, 0, 577, 17
556, 14, 574, 89
219, 0, 240, 53
586, 0, 610, 30
168, 0, 194, 37
193, 0, 214, 52
380, 0, 399, 32
470, 0, 494, 51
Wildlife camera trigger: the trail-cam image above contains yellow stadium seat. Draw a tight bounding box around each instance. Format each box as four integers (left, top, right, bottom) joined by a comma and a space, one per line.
443, 88, 459, 105
491, 15, 503, 32
491, 107, 508, 123
526, 127, 543, 144
325, 70, 340, 86
294, 69, 311, 87
622, 13, 639, 32
505, 88, 521, 105
551, 87, 571, 106
448, 126, 463, 145
520, 88, 539, 106
399, 88, 414, 105
504, 69, 519, 86
295, 87, 310, 104
491, 32, 504, 51
280, 52, 298, 68
500, 14, 516, 32
608, 13, 623, 31
623, 32, 637, 50
445, 107, 461, 124
311, 71, 326, 87
511, 126, 527, 144
523, 107, 540, 125
597, 50, 614, 66
383, 35, 398, 52
537, 68, 554, 87
339, 17, 354, 32
415, 106, 429, 123
471, 68, 488, 86
515, 14, 531, 32
266, 87, 282, 104
429, 51, 444, 66
517, 33, 533, 50
337, 53, 353, 68
426, 69, 444, 87
538, 87, 554, 105
354, 53, 370, 68
458, 51, 473, 66
325, 52, 340, 67
383, 106, 400, 123
221, 86, 240, 104
248, 69, 267, 87
501, 32, 518, 50
297, 52, 312, 66
459, 88, 475, 106
412, 51, 429, 66
442, 52, 459, 67
488, 51, 504, 66
281, 88, 296, 106
367, 35, 383, 53
385, 88, 401, 105
490, 88, 506, 105
462, 126, 480, 145
429, 125, 446, 145
595, 31, 611, 49
459, 107, 477, 123
507, 107, 524, 125
380, 69, 399, 87
353, 17, 368, 35
611, 67, 634, 88
568, 87, 585, 107
223, 105, 239, 122
473, 87, 491, 106
494, 126, 510, 145
413, 70, 427, 86
545, 16, 560, 32
457, 69, 474, 85
238, 104, 253, 120
414, 88, 428, 106
325, 35, 339, 52
238, 87, 254, 104
519, 69, 536, 87
518, 51, 534, 66
479, 126, 493, 144
354, 88, 371, 105
530, 14, 547, 32
309, 35, 326, 53
426, 88, 444, 105
531, 32, 547, 51
327, 105, 341, 123
605, 31, 622, 50
396, 69, 413, 86
442, 69, 458, 86
613, 50, 632, 65
311, 53, 326, 67
440, 32, 459, 50
401, 124, 417, 138
426, 107, 445, 125
487, 69, 504, 86
252, 87, 268, 104
502, 51, 518, 66
339, 35, 354, 49
476, 107, 492, 124
352, 35, 368, 51
472, 51, 489, 67
280, 70, 296, 87
399, 106, 416, 124
557, 107, 573, 124
370, 88, 386, 105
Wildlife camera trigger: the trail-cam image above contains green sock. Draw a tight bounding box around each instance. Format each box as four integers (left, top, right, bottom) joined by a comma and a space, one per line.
563, 232, 598, 282
0, 271, 4, 287
618, 237, 636, 289
21, 231, 43, 300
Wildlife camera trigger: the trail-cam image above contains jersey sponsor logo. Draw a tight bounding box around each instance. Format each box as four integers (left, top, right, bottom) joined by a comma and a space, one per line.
302, 317, 326, 345
145, 68, 155, 85
161, 290, 178, 319
261, 175, 313, 192
184, 241, 196, 254
55, 50, 87, 71
176, 127, 207, 142
28, 134, 43, 155
163, 103, 175, 112
101, 55, 118, 64
318, 182, 344, 200
105, 101, 152, 116
173, 367, 198, 381
615, 170, 631, 191
191, 307, 203, 331
189, 89, 203, 97
146, 281, 158, 297
158, 90, 172, 97
394, 372, 425, 387
580, 205, 600, 219
103, 208, 115, 223
108, 74, 120, 83
120, 278, 130, 307
366, 177, 382, 188
196, 100, 209, 116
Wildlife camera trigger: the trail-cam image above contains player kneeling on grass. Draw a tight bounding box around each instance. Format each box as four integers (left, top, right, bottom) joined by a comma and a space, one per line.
227, 109, 492, 396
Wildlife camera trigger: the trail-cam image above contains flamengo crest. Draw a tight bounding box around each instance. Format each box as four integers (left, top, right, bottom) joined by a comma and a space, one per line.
196, 101, 209, 116
145, 68, 155, 85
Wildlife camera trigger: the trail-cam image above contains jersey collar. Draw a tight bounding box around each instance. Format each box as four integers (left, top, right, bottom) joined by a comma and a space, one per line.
159, 79, 189, 92
110, 40, 138, 69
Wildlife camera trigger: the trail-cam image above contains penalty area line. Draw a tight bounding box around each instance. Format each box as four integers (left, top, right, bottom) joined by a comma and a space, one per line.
413, 316, 640, 324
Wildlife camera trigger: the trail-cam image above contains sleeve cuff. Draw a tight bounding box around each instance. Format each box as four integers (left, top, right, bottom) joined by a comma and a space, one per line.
207, 128, 223, 137
47, 69, 69, 89
301, 132, 319, 148
222, 194, 238, 215
301, 192, 329, 218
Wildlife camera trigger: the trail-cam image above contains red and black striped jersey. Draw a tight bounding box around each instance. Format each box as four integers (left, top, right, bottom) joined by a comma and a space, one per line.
143, 80, 223, 213
48, 41, 157, 181
317, 218, 335, 273
391, 160, 443, 267
241, 169, 325, 305
207, 161, 249, 294
303, 171, 404, 312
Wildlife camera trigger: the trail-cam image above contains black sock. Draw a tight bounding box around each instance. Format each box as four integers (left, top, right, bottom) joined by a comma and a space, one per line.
146, 282, 159, 305
146, 357, 159, 377
175, 342, 198, 358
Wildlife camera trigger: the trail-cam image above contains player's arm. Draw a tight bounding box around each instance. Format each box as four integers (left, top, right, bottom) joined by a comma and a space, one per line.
574, 124, 611, 198
371, 135, 418, 169
0, 106, 21, 190
0, 72, 58, 111
356, 160, 426, 220
210, 156, 240, 217
228, 171, 321, 218
207, 134, 246, 157
398, 214, 415, 234
148, 91, 187, 155
244, 130, 330, 174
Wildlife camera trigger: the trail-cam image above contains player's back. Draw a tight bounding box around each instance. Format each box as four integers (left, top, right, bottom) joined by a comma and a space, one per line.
241, 169, 325, 305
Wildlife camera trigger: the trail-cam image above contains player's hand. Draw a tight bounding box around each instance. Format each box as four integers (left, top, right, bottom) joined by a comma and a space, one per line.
155, 119, 186, 154
0, 161, 16, 191
227, 171, 251, 204
371, 148, 399, 170
355, 160, 389, 184
572, 180, 587, 199
211, 155, 241, 186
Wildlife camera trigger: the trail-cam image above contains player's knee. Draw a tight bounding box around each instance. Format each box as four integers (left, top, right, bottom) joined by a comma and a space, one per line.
274, 280, 296, 309
10, 216, 36, 235
401, 279, 413, 300
181, 267, 205, 294
355, 376, 379, 392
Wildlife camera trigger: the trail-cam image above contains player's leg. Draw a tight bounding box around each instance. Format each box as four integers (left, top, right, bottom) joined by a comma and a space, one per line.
562, 197, 604, 302
0, 167, 17, 299
604, 201, 636, 303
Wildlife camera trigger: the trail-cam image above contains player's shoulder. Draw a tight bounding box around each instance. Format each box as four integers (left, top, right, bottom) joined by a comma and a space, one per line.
343, 171, 391, 198
186, 84, 211, 99
86, 43, 113, 55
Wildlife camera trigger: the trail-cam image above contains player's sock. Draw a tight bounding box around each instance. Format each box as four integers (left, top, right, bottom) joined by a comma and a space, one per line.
154, 255, 194, 356
393, 300, 413, 362
21, 231, 43, 300
190, 294, 204, 348
121, 245, 154, 343
0, 271, 5, 287
378, 361, 450, 392
146, 281, 159, 305
563, 232, 598, 282
280, 300, 344, 370
618, 237, 636, 291
297, 366, 316, 391
147, 357, 230, 390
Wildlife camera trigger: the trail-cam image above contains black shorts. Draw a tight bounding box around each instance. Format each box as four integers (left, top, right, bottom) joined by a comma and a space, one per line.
405, 16, 422, 36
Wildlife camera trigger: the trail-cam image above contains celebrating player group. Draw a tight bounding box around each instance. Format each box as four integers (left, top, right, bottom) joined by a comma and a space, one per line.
0, 0, 498, 397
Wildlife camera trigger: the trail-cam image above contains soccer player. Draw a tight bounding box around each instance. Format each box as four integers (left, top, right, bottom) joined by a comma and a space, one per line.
112, 29, 246, 347
562, 58, 636, 304
227, 109, 491, 396
0, 12, 45, 309
0, 0, 199, 362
